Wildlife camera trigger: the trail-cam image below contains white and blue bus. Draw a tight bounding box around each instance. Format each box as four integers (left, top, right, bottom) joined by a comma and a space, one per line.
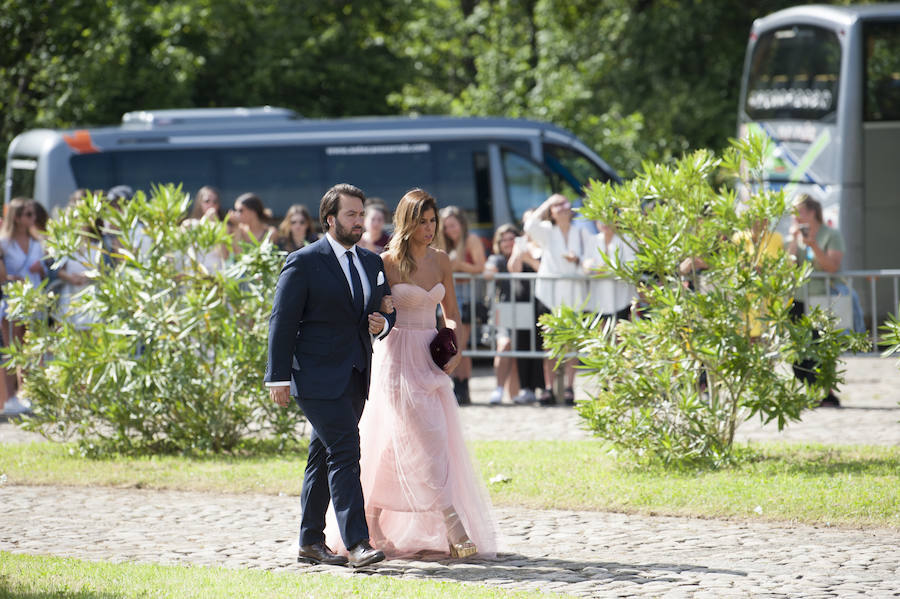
738, 3, 900, 322
4, 107, 618, 236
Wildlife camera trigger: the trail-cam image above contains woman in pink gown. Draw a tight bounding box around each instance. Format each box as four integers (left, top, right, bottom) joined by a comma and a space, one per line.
330, 189, 498, 559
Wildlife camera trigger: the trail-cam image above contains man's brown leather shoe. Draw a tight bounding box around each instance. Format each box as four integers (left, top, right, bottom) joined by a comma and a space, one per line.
297, 542, 348, 566
347, 540, 385, 568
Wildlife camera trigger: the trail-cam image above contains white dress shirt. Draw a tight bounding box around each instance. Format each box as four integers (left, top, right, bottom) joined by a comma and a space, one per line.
266, 233, 389, 388
325, 232, 372, 307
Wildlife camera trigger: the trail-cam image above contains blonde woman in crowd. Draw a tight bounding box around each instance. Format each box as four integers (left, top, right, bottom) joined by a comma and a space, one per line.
189, 186, 225, 223
0, 198, 47, 416
436, 206, 486, 405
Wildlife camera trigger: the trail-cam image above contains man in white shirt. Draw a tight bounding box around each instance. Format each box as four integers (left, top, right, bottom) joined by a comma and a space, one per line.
265, 184, 395, 567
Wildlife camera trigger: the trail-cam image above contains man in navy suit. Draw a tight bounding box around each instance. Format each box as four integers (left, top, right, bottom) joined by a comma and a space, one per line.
266, 183, 396, 568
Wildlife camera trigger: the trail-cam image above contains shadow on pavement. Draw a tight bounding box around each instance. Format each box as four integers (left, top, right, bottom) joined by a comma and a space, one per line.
348, 552, 747, 586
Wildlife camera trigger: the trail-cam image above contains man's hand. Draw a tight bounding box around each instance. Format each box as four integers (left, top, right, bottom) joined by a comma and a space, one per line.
368, 312, 386, 335
270, 385, 291, 407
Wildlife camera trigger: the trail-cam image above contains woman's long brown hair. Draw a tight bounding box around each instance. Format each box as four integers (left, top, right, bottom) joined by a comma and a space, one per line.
385, 189, 438, 282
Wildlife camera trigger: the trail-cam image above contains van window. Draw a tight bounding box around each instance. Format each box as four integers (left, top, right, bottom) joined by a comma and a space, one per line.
324, 143, 435, 211
323, 140, 494, 220
71, 149, 215, 200
543, 143, 611, 194
68, 139, 523, 221
218, 146, 321, 214
502, 149, 554, 222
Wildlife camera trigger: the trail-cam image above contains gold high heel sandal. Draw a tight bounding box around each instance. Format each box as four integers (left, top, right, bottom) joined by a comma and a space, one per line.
445, 508, 477, 558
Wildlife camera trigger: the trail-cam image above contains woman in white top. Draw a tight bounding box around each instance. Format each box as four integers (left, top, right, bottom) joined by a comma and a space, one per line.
0, 198, 47, 414
583, 221, 636, 320
523, 194, 590, 405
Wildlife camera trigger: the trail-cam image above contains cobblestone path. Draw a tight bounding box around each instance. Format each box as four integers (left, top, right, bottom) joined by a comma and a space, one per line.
2, 485, 898, 598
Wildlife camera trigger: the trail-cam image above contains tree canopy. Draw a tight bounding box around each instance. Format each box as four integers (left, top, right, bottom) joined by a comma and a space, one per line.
2, 0, 852, 178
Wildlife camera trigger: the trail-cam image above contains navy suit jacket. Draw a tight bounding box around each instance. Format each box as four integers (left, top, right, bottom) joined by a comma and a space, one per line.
264, 237, 395, 400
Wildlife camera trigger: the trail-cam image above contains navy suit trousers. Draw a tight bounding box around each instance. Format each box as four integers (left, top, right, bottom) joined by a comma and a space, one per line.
296, 368, 368, 549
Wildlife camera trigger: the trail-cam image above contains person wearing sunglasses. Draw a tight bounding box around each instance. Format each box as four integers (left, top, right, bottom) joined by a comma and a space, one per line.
276, 204, 319, 253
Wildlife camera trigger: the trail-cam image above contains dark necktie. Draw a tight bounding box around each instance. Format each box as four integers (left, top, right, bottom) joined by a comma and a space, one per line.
345, 250, 364, 315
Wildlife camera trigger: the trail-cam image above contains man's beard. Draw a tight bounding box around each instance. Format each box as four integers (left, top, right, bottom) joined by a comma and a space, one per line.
334, 218, 363, 246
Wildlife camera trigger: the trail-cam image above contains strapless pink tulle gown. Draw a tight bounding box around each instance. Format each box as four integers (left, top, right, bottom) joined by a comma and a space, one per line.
327, 282, 498, 559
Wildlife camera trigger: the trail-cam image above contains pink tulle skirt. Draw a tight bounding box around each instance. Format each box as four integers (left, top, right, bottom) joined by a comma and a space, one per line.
327, 325, 498, 559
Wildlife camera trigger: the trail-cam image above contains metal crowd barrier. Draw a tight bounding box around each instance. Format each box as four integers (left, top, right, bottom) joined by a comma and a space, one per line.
452, 269, 900, 359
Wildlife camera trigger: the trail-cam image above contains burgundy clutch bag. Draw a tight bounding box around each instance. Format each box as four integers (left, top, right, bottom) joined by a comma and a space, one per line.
430, 327, 458, 369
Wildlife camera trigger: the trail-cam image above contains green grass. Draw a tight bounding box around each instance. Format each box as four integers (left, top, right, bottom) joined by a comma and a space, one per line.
1, 440, 898, 528
475, 440, 900, 528
0, 552, 566, 599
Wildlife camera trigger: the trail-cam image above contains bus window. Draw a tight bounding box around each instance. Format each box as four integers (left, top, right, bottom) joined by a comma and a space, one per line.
745, 26, 842, 121
865, 21, 900, 122
8, 158, 38, 200
501, 149, 554, 222
71, 153, 115, 192
219, 146, 320, 215
324, 143, 435, 211
543, 143, 612, 194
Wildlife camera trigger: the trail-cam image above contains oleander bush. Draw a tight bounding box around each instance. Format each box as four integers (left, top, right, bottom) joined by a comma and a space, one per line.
5, 185, 300, 455
541, 134, 868, 466
878, 313, 900, 411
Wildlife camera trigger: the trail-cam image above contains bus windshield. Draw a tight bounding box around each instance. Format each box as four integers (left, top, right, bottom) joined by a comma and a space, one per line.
745, 25, 842, 121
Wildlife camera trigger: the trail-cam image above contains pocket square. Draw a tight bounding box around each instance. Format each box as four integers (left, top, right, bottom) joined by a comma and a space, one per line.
376, 271, 385, 286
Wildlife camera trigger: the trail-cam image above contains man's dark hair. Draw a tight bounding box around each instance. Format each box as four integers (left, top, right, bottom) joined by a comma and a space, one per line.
796, 194, 823, 224
320, 183, 366, 232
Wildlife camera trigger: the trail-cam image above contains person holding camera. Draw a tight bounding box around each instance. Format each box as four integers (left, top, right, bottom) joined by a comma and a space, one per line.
787, 195, 859, 407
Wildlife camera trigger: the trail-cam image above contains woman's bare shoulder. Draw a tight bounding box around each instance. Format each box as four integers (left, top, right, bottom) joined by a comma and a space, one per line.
427, 246, 449, 265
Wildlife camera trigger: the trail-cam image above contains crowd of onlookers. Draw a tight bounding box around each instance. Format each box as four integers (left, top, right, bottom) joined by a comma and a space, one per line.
0, 185, 860, 417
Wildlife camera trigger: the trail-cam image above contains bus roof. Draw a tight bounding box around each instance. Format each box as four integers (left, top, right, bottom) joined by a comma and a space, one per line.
121, 106, 300, 127
9, 112, 589, 156
754, 3, 900, 32
64, 112, 578, 138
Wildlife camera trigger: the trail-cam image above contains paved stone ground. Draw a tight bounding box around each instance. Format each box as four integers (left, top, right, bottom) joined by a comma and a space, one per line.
2, 485, 898, 598
1, 356, 899, 597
